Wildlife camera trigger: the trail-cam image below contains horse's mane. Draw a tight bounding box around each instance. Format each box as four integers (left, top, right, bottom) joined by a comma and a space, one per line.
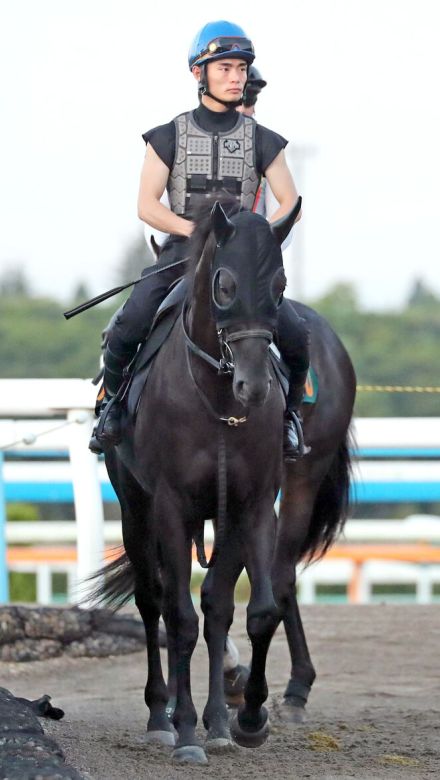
186, 195, 241, 283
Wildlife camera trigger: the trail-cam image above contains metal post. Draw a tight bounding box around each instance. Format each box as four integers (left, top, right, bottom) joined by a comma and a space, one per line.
297, 569, 315, 605
68, 410, 104, 605
0, 452, 9, 602
416, 565, 432, 604
284, 144, 317, 301
36, 564, 52, 605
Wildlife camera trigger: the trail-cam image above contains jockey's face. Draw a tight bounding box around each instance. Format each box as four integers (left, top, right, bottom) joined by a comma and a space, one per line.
193, 59, 248, 110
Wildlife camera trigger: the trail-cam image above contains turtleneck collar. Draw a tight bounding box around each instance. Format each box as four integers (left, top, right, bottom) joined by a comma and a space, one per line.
193, 103, 240, 133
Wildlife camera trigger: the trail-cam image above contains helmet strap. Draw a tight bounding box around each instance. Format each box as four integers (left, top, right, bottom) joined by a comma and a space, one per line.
199, 63, 244, 109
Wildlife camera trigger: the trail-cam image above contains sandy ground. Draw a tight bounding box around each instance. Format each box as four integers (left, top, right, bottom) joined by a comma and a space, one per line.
2, 605, 440, 780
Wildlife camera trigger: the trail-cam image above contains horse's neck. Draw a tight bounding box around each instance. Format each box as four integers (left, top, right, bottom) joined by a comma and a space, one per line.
188, 246, 220, 360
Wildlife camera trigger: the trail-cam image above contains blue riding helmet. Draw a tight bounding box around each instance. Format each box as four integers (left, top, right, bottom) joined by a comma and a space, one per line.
188, 20, 255, 70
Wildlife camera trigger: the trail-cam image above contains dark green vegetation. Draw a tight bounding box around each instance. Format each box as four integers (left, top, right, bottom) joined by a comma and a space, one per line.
1, 266, 439, 416
316, 281, 440, 417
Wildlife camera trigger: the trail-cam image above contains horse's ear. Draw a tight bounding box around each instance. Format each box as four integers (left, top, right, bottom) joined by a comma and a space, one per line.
150, 235, 161, 260
211, 201, 235, 247
270, 196, 302, 246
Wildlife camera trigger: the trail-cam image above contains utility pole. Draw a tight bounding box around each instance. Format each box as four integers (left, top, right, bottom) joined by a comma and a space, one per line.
284, 144, 317, 301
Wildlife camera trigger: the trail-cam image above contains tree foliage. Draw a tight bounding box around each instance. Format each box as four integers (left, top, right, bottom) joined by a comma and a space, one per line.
0, 267, 32, 297
1, 265, 439, 416
309, 282, 440, 416
115, 232, 154, 285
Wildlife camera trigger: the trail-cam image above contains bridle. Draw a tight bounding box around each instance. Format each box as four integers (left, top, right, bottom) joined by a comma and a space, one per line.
182, 301, 273, 380
181, 300, 274, 570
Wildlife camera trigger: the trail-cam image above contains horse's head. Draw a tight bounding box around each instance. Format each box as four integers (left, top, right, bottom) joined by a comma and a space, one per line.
207, 200, 299, 407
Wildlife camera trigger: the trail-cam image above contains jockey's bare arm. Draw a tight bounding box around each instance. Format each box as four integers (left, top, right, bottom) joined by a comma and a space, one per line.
137, 144, 194, 238
265, 149, 302, 224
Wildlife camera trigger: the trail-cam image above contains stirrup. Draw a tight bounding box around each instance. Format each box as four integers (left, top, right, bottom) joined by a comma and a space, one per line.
88, 396, 122, 453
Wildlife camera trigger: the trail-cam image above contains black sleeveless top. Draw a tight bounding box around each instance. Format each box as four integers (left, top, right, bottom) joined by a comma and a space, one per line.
142, 103, 287, 176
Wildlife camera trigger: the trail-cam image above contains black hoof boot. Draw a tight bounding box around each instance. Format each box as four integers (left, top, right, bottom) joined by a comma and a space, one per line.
283, 411, 311, 462
101, 402, 122, 444
88, 432, 103, 455
88, 399, 122, 452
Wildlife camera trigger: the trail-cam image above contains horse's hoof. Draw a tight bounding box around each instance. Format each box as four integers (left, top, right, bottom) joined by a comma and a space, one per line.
230, 709, 270, 748
172, 745, 208, 764
206, 736, 238, 754
145, 729, 175, 746
279, 699, 307, 725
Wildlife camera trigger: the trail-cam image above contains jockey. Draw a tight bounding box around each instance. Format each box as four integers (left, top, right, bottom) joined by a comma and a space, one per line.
90, 20, 310, 460
143, 66, 284, 255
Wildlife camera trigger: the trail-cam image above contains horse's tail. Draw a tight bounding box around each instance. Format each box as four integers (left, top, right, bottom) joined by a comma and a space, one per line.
83, 546, 136, 610
300, 429, 355, 562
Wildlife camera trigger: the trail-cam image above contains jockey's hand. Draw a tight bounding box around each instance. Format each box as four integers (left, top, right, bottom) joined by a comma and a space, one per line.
183, 220, 195, 238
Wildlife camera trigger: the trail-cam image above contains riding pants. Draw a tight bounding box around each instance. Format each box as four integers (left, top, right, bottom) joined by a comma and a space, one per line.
277, 298, 311, 410
105, 238, 189, 396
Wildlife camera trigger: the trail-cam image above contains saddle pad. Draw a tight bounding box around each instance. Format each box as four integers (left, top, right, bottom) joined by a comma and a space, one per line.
303, 366, 318, 404
270, 347, 318, 405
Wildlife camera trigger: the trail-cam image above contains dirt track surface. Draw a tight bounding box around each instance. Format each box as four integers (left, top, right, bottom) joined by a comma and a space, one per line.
3, 605, 440, 779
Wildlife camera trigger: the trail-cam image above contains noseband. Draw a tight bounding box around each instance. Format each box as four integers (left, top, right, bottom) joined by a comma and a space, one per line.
182, 302, 273, 376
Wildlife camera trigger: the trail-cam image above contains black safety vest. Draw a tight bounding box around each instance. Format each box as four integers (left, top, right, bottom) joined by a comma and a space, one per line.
167, 111, 260, 215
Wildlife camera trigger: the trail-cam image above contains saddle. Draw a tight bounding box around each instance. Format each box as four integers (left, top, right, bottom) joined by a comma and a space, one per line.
123, 283, 318, 419
125, 279, 188, 417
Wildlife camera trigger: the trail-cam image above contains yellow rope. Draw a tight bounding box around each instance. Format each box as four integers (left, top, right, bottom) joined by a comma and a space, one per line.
357, 385, 440, 394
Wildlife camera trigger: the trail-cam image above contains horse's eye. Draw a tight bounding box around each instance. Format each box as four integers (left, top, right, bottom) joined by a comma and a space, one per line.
213, 268, 237, 308
271, 268, 287, 306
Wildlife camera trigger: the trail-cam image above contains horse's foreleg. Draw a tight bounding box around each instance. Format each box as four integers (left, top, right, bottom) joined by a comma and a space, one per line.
231, 502, 279, 748
114, 461, 173, 745
134, 579, 175, 743
121, 502, 173, 745
157, 493, 207, 765
200, 533, 243, 752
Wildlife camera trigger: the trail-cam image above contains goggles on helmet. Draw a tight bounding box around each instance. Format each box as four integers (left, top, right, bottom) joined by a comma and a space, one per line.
192, 36, 255, 67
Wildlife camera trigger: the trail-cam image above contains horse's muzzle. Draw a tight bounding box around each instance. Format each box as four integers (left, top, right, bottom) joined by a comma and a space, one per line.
234, 376, 272, 407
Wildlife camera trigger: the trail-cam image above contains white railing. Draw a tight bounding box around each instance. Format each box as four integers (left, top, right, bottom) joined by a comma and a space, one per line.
5, 515, 440, 605
1, 379, 440, 605
0, 380, 103, 604
6, 515, 440, 546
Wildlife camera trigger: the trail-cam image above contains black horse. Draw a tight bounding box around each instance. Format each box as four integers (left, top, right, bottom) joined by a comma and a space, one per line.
201, 295, 356, 725
94, 201, 356, 764
97, 202, 301, 764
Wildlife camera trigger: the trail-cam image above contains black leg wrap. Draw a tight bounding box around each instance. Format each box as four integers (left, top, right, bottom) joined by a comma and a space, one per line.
89, 344, 134, 453
287, 374, 309, 412
104, 344, 131, 397
284, 678, 311, 704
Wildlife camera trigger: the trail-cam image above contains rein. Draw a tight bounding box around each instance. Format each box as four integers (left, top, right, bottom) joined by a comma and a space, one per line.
182, 302, 273, 569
